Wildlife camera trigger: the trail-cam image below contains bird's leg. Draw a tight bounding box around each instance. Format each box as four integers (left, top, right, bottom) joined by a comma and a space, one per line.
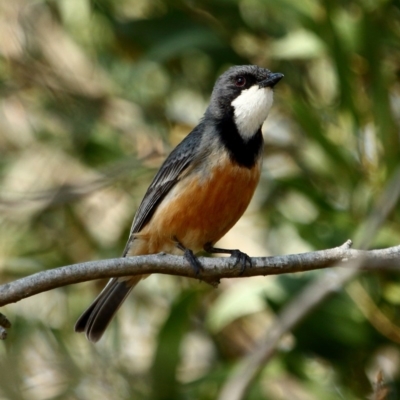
174, 237, 203, 275
204, 242, 252, 274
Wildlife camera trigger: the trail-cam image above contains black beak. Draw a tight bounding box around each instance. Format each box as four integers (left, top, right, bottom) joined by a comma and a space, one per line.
259, 72, 284, 88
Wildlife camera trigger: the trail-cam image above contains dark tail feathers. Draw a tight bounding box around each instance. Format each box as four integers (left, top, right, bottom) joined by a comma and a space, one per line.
75, 276, 142, 343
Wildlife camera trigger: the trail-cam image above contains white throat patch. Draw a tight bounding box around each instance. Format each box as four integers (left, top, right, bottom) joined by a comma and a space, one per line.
231, 85, 274, 139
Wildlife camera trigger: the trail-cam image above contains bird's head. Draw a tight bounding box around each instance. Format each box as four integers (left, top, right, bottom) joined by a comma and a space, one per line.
208, 65, 283, 139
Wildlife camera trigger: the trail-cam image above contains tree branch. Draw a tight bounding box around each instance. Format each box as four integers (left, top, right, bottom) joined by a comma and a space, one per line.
1, 240, 400, 339
1, 240, 400, 309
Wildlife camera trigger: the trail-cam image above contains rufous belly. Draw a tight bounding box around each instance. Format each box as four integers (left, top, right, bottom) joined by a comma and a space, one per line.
127, 154, 262, 256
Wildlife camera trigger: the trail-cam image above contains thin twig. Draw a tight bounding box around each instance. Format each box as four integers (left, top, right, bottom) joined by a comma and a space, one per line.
217, 265, 360, 400
217, 166, 400, 400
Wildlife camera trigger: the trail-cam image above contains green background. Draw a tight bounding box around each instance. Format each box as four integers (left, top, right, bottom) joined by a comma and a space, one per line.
0, 0, 400, 399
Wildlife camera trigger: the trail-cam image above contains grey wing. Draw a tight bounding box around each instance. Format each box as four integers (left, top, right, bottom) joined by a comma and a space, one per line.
122, 125, 204, 256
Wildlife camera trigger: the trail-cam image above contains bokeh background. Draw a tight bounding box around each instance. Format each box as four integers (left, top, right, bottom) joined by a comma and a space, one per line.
1, 0, 400, 399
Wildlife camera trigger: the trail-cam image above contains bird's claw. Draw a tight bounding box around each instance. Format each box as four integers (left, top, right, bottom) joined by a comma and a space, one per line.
184, 248, 203, 275
230, 250, 252, 274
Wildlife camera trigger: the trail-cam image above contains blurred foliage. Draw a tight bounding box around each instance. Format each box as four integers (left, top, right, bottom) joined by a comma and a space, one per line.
1, 0, 400, 399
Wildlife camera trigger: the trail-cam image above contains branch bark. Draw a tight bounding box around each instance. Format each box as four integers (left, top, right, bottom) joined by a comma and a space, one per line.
1, 240, 400, 339
1, 240, 400, 308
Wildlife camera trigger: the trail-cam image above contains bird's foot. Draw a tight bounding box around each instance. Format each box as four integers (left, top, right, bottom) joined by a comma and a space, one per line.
230, 249, 252, 274
204, 243, 252, 274
174, 237, 203, 275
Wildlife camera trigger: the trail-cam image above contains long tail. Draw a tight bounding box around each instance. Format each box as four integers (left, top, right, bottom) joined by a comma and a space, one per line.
74, 276, 142, 343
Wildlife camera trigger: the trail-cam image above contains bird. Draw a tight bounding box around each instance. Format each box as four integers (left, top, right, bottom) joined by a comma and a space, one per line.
75, 65, 283, 342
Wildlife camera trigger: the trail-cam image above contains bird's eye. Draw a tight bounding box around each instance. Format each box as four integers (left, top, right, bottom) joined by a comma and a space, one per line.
235, 76, 246, 87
